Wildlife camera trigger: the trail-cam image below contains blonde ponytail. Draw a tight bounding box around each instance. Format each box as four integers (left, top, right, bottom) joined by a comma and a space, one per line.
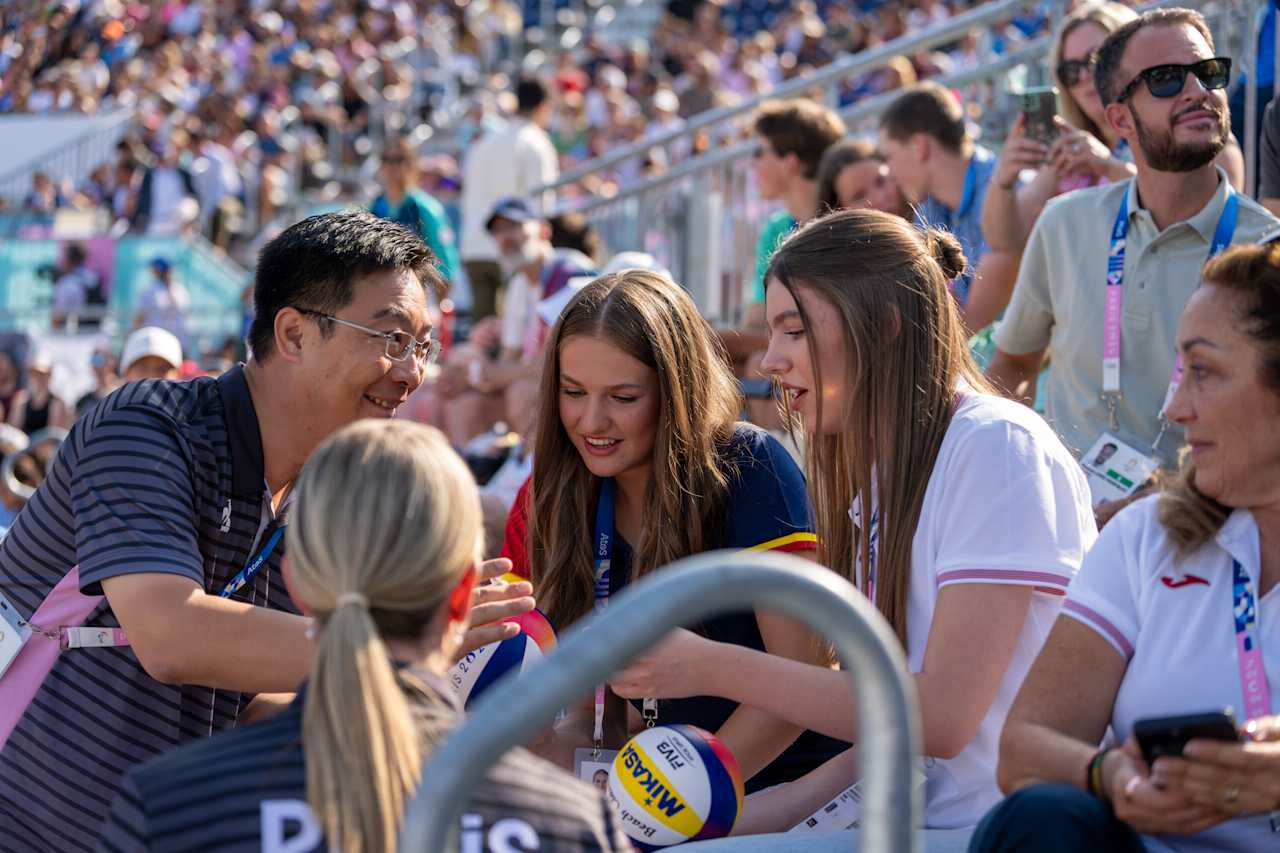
286, 420, 482, 853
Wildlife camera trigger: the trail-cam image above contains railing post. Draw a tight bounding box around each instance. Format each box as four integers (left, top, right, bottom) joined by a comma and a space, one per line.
400, 551, 923, 853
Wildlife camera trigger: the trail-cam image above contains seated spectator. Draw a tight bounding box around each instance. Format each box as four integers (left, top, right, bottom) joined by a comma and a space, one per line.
371, 136, 461, 288
609, 210, 1096, 840
6, 355, 69, 435
0, 352, 16, 424
548, 212, 604, 265
971, 241, 1280, 853
120, 326, 183, 382
437, 197, 594, 447
74, 344, 119, 418
97, 419, 630, 852
50, 242, 100, 330
22, 171, 63, 215
131, 133, 199, 237
983, 3, 1247, 257
878, 82, 1019, 334
133, 257, 191, 341
814, 138, 911, 218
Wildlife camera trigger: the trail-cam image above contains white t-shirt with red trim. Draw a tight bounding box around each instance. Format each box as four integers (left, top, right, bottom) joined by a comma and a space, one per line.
1063, 498, 1280, 852
853, 391, 1097, 827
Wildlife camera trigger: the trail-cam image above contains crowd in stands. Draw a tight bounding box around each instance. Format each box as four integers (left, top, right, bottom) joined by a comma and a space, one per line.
6, 2, 1280, 852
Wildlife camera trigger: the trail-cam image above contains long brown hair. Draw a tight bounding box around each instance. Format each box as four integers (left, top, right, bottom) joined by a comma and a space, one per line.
286, 420, 482, 853
766, 209, 992, 645
1159, 243, 1280, 554
529, 270, 742, 629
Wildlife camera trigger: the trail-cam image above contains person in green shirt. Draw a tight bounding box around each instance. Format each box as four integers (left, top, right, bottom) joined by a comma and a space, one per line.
371, 136, 462, 288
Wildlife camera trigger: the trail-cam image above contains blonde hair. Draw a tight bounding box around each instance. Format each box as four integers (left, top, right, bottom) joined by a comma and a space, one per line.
1050, 2, 1137, 140
529, 270, 742, 629
766, 209, 992, 645
1159, 243, 1280, 554
286, 419, 482, 853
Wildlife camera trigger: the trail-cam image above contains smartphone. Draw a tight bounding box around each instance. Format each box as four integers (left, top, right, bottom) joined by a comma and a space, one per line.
1019, 87, 1059, 147
1133, 710, 1240, 765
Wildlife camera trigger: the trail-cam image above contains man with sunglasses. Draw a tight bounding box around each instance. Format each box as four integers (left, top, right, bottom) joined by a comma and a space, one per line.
989, 7, 1277, 523
0, 211, 535, 851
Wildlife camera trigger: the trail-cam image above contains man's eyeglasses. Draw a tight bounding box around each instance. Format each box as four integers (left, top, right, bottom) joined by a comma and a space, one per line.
1056, 57, 1094, 88
298, 308, 441, 366
1114, 57, 1231, 103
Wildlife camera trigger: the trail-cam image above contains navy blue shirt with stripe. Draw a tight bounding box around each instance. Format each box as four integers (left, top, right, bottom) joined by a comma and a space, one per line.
0, 366, 296, 853
95, 667, 632, 852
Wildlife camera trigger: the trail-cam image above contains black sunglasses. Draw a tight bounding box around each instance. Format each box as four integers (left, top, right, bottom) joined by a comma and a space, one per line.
1115, 57, 1231, 102
1056, 57, 1093, 88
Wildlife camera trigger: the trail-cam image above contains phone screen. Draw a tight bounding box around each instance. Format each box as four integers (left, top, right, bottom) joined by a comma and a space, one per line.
1019, 88, 1059, 148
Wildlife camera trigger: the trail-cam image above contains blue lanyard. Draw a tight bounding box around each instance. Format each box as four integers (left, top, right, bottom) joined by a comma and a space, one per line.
1108, 187, 1239, 290
1231, 558, 1273, 720
219, 522, 286, 598
593, 480, 615, 608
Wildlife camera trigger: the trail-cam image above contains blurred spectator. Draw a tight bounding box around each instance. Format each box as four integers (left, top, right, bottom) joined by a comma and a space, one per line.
548, 212, 604, 264
134, 258, 191, 342
22, 171, 63, 215
131, 133, 199, 237
75, 344, 120, 418
0, 352, 18, 423
51, 243, 101, 331
879, 81, 1018, 333
814, 139, 911, 218
7, 355, 70, 435
460, 77, 559, 320
190, 126, 245, 249
370, 136, 461, 287
121, 326, 183, 382
1262, 89, 1280, 216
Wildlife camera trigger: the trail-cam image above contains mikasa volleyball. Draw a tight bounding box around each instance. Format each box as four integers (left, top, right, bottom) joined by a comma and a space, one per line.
449, 608, 556, 709
607, 724, 744, 849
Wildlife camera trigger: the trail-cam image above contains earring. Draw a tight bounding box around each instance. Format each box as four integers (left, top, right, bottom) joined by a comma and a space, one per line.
305, 621, 317, 640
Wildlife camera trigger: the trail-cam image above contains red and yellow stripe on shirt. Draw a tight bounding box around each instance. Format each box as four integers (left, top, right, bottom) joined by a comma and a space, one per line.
741, 532, 818, 554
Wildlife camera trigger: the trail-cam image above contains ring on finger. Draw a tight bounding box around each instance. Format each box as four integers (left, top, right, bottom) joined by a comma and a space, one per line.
1222, 785, 1240, 807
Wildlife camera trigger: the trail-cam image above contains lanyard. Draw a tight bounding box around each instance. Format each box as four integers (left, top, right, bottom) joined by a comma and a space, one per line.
1102, 188, 1238, 443
1231, 559, 1273, 721
219, 522, 286, 598
590, 480, 655, 750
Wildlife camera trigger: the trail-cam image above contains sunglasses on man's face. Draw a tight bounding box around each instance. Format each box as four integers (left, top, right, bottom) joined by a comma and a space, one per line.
1115, 57, 1231, 102
1057, 57, 1093, 88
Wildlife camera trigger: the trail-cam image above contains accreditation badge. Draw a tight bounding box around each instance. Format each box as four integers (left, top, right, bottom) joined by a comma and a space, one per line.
574, 747, 618, 789
1080, 432, 1160, 508
0, 590, 33, 679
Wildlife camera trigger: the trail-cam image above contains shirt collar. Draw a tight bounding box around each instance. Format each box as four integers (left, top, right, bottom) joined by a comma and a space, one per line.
216, 363, 267, 496
1214, 508, 1261, 580
954, 146, 995, 218
1124, 166, 1231, 242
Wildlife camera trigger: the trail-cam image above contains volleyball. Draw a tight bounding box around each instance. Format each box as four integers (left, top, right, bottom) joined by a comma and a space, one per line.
449, 609, 556, 709
607, 724, 744, 850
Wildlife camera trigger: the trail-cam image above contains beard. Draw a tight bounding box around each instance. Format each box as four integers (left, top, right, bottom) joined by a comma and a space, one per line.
499, 241, 543, 275
1131, 100, 1227, 172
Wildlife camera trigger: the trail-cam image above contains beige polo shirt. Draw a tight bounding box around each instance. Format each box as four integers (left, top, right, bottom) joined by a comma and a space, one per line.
995, 169, 1278, 468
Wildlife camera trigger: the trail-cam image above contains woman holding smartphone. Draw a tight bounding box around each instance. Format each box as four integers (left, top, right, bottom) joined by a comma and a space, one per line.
970, 242, 1280, 852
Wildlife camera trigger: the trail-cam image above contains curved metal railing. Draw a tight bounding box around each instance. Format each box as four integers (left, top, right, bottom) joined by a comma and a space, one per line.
400, 550, 923, 853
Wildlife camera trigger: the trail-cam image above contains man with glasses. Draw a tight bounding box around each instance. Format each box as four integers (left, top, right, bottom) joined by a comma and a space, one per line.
989, 8, 1278, 523
0, 211, 534, 851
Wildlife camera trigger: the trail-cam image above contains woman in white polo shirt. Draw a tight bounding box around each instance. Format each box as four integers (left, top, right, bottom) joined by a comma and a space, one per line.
608, 209, 1097, 843
970, 242, 1280, 852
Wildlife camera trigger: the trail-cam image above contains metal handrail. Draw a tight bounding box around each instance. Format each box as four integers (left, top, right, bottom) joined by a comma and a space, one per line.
567, 39, 1049, 217
536, 0, 1033, 196
400, 551, 922, 853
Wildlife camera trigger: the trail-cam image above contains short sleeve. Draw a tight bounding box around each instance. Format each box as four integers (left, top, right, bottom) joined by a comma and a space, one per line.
930, 413, 1095, 595
723, 429, 817, 554
96, 772, 149, 853
499, 478, 532, 580
72, 400, 205, 595
752, 213, 792, 303
1261, 96, 1280, 200
1061, 500, 1146, 661
992, 206, 1056, 356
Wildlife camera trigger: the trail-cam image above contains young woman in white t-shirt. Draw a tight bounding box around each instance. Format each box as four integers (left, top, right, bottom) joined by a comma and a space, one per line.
609, 209, 1097, 838
972, 242, 1280, 853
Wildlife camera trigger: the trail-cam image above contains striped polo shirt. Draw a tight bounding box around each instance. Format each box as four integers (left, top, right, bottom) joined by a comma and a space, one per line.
0, 366, 296, 853
96, 666, 633, 852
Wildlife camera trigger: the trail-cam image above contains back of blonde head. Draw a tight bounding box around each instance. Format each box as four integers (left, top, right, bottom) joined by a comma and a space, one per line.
286, 419, 482, 853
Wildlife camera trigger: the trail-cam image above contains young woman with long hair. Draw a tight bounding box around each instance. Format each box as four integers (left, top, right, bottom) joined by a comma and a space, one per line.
610, 210, 1097, 839
505, 268, 846, 792
97, 420, 630, 853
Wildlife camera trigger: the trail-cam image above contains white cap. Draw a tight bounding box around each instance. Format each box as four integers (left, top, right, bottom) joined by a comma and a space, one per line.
122, 327, 183, 374
534, 253, 674, 327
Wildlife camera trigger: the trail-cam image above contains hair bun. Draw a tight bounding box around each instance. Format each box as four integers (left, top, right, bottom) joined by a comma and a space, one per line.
924, 229, 968, 281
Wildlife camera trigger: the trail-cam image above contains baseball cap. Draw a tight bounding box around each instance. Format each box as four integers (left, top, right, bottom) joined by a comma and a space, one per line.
121, 327, 183, 374
485, 197, 539, 232
150, 257, 172, 272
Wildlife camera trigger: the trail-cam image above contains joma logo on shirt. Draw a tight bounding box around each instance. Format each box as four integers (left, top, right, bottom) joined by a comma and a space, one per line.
620, 744, 687, 818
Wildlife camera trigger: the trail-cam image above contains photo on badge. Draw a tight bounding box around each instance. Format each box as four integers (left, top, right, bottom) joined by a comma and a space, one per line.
573, 747, 617, 790
1080, 433, 1159, 507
